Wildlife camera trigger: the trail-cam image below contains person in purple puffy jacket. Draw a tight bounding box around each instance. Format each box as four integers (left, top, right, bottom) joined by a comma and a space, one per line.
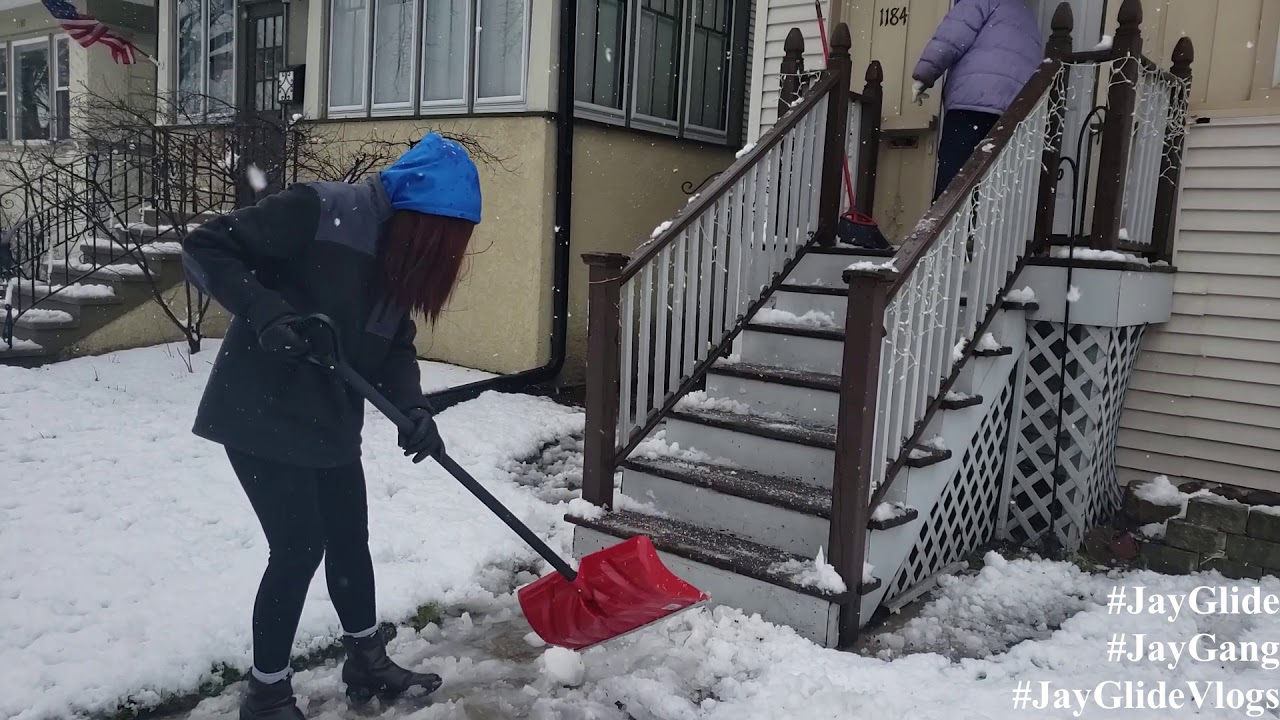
911, 0, 1044, 201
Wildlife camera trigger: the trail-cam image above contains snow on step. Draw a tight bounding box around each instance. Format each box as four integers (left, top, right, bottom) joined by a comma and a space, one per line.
1004, 286, 1036, 304
14, 308, 75, 327
28, 283, 117, 301
751, 307, 840, 330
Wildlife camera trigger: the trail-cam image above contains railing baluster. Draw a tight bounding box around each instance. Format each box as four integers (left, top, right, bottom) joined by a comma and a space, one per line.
788, 119, 807, 253
653, 246, 671, 410
727, 176, 747, 330
637, 263, 654, 432
669, 231, 688, 393
796, 110, 817, 246
620, 277, 636, 437
683, 219, 702, 376
714, 195, 731, 338
697, 211, 715, 359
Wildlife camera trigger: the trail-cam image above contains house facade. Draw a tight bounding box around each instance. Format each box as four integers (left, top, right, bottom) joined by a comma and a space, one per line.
146, 0, 757, 379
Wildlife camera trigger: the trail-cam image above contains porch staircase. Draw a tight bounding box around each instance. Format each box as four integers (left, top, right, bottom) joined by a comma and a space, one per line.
570, 3, 1192, 648
1, 209, 220, 365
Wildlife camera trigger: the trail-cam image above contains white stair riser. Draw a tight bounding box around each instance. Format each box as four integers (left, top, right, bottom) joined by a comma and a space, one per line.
741, 330, 843, 376
787, 251, 890, 287
574, 526, 842, 647
705, 373, 839, 424
622, 468, 830, 557
765, 291, 848, 324
665, 417, 834, 486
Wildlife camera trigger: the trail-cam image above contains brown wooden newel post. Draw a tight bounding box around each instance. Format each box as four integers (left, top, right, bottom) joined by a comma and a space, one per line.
855, 61, 884, 218
1034, 3, 1073, 253
816, 23, 853, 246
581, 252, 631, 509
779, 29, 806, 118
1090, 0, 1143, 251
830, 266, 891, 647
1150, 37, 1194, 264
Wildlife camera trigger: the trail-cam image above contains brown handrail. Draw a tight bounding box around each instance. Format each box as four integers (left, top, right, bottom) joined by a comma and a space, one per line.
885, 59, 1062, 298
621, 72, 839, 282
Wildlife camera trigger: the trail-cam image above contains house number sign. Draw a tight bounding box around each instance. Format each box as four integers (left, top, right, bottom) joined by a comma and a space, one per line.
879, 6, 909, 26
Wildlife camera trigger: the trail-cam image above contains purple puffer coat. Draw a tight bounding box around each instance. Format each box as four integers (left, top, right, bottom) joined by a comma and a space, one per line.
912, 0, 1044, 115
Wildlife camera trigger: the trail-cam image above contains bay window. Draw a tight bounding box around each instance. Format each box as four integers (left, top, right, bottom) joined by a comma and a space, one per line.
0, 35, 71, 142
326, 0, 529, 117
176, 0, 236, 119
577, 0, 745, 143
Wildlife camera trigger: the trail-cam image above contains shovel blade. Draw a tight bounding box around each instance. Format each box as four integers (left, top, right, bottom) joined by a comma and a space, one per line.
517, 535, 708, 650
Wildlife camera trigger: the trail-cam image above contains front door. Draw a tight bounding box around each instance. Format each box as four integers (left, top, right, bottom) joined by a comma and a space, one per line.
236, 0, 287, 204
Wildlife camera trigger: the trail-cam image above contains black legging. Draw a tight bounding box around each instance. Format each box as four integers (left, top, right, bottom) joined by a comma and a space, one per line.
227, 448, 377, 674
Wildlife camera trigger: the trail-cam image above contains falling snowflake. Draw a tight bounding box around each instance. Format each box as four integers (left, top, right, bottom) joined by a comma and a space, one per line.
247, 165, 268, 192
605, 47, 614, 62
334, 218, 342, 227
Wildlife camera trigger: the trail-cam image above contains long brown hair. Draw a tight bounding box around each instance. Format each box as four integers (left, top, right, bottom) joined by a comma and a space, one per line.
378, 210, 474, 323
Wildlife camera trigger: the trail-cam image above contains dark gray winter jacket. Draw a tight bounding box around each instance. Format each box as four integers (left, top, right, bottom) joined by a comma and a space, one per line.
182, 177, 430, 468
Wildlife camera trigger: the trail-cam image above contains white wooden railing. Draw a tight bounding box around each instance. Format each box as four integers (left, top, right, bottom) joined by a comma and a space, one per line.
1120, 61, 1184, 248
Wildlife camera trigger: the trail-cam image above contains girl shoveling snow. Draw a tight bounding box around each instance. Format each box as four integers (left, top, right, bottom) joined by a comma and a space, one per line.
182, 134, 481, 720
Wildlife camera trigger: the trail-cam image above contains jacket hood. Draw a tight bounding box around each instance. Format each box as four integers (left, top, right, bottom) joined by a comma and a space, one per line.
378, 133, 482, 224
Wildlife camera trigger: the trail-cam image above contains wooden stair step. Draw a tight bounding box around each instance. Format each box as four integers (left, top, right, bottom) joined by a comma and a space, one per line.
744, 321, 843, 342
802, 245, 896, 258
940, 392, 984, 410
567, 510, 881, 598
905, 446, 953, 469
867, 503, 921, 531
972, 345, 1013, 358
669, 407, 836, 450
709, 360, 840, 393
624, 456, 831, 518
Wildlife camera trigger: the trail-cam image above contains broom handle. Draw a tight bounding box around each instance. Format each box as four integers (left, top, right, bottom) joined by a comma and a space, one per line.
813, 0, 857, 211
305, 315, 579, 582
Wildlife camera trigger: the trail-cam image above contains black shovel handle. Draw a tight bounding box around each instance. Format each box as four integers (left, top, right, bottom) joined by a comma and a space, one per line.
300, 314, 578, 582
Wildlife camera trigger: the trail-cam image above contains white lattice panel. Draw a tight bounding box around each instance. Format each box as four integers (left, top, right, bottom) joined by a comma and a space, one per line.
1007, 322, 1145, 549
888, 370, 1017, 599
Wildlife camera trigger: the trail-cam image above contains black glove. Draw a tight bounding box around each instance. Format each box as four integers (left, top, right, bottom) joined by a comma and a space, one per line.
258, 314, 311, 359
399, 407, 444, 463
258, 315, 337, 363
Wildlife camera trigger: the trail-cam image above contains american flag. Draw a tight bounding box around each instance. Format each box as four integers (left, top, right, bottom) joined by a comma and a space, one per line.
40, 0, 140, 64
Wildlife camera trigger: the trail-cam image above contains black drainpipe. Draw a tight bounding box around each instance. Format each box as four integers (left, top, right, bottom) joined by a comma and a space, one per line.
423, 0, 575, 411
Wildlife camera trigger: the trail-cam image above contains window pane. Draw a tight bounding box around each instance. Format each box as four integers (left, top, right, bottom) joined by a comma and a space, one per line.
422, 0, 466, 102
687, 0, 729, 131
207, 0, 235, 113
329, 0, 369, 109
176, 0, 204, 117
373, 0, 414, 105
576, 0, 624, 108
56, 89, 69, 139
635, 3, 680, 121
0, 53, 8, 142
15, 43, 50, 140
476, 0, 525, 100
56, 38, 68, 89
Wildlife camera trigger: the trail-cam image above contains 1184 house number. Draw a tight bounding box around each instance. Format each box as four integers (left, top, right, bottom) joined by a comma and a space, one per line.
879, 6, 908, 26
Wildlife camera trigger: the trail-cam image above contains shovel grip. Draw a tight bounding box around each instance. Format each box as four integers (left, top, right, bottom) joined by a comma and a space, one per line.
311, 320, 579, 583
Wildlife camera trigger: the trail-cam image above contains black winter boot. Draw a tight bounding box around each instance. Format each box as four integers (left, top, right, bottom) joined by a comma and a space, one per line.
341, 629, 442, 705
239, 673, 307, 720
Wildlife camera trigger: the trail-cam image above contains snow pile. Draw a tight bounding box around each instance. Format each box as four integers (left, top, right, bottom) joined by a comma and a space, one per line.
1118, 228, 1130, 241
0, 338, 42, 352
676, 390, 754, 415
538, 647, 586, 687
847, 258, 898, 273
944, 390, 973, 402
1134, 475, 1187, 507
871, 501, 911, 523
735, 142, 756, 159
1094, 34, 1114, 51
921, 435, 946, 451
1004, 286, 1036, 304
13, 308, 73, 326
1050, 246, 1150, 265
752, 307, 839, 329
0, 342, 582, 720
30, 283, 116, 300
980, 142, 995, 153
629, 429, 721, 465
868, 552, 1108, 661
975, 332, 1001, 352
650, 220, 673, 239
769, 547, 847, 593
1067, 285, 1082, 303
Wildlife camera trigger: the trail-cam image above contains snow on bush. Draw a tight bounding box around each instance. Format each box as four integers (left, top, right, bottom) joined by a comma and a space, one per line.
1005, 286, 1036, 304
769, 547, 847, 593
752, 307, 839, 329
975, 332, 1001, 352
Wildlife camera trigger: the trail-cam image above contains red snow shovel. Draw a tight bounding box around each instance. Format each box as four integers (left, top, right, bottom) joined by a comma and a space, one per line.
301, 315, 708, 651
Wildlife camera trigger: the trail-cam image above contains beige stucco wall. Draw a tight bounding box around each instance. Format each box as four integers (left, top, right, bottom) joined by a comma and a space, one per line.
70, 283, 232, 359
566, 123, 738, 384
302, 115, 556, 374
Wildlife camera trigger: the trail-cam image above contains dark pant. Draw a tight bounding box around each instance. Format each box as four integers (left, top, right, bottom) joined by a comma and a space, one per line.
934, 109, 1001, 201
227, 448, 377, 674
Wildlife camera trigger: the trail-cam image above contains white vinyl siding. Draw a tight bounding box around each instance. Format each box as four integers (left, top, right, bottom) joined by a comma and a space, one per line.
746, 0, 827, 143
1117, 116, 1280, 493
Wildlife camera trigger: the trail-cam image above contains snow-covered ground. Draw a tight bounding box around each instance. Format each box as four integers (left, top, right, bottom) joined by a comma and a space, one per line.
0, 342, 581, 720
7, 343, 1280, 720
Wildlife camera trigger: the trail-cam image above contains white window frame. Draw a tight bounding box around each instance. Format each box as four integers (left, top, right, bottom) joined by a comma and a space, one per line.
172, 0, 238, 122
325, 0, 529, 118
369, 0, 419, 114
576, 0, 741, 145
5, 34, 71, 144
1273, 21, 1280, 88
0, 49, 8, 143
